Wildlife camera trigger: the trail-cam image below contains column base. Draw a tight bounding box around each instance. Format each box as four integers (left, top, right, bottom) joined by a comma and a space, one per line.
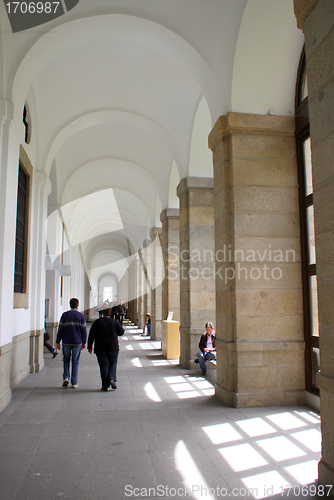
318, 459, 334, 493
215, 381, 306, 407
0, 388, 12, 412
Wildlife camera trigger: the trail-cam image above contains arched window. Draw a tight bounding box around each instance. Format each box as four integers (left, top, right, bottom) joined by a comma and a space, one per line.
295, 47, 319, 395
23, 103, 31, 144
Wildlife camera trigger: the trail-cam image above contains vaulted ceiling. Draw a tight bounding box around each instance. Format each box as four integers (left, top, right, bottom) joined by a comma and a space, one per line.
0, 0, 304, 287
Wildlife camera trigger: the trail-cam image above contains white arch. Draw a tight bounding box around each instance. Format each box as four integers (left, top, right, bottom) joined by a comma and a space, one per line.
168, 160, 180, 209
45, 110, 185, 180
11, 15, 221, 127
231, 0, 304, 115
188, 96, 213, 178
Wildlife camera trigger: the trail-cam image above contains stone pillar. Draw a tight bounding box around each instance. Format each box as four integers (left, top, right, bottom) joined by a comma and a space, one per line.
294, 0, 334, 488
0, 101, 22, 410
29, 170, 51, 373
150, 227, 163, 340
127, 260, 136, 324
160, 209, 180, 324
177, 178, 215, 369
136, 255, 143, 327
142, 238, 152, 320
209, 113, 304, 407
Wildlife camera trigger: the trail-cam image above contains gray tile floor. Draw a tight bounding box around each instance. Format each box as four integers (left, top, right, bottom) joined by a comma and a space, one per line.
0, 322, 324, 500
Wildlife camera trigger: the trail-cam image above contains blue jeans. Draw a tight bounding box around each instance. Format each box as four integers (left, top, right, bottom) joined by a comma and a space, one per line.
96, 352, 118, 389
198, 351, 216, 372
62, 345, 82, 385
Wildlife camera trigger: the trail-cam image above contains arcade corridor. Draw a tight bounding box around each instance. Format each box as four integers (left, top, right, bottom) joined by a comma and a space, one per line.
0, 323, 321, 500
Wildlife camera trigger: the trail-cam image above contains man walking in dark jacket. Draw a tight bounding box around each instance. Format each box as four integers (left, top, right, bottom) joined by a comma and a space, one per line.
88, 307, 124, 391
56, 298, 87, 388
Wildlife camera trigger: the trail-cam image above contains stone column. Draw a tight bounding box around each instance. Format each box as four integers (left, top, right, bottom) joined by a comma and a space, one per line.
142, 238, 152, 321
0, 101, 22, 410
127, 260, 136, 324
294, 0, 334, 488
160, 209, 180, 324
177, 178, 215, 369
150, 227, 163, 340
209, 113, 303, 407
136, 255, 143, 327
29, 170, 51, 373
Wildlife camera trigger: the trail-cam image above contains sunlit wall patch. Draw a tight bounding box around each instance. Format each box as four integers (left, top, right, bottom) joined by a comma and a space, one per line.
4, 0, 80, 33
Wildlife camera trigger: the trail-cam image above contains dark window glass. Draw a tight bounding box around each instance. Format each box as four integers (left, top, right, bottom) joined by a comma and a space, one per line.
14, 164, 28, 293
23, 104, 31, 144
295, 47, 319, 394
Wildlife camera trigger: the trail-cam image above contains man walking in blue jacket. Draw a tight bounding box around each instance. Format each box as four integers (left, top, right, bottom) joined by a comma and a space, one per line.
56, 298, 87, 388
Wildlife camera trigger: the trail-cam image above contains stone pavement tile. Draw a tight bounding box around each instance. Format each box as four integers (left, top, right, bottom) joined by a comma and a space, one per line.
1, 400, 24, 414
114, 397, 169, 410
0, 480, 22, 500
94, 408, 139, 425
90, 447, 153, 475
0, 436, 41, 456
137, 408, 190, 431
153, 463, 231, 497
49, 410, 96, 425
27, 451, 91, 476
0, 423, 47, 438
0, 412, 10, 427
5, 411, 53, 425
11, 388, 32, 401
14, 472, 90, 500
65, 397, 117, 412
36, 434, 93, 455
179, 407, 234, 431
145, 434, 213, 472
13, 399, 67, 413
92, 429, 147, 453
0, 454, 33, 478
88, 470, 158, 500
43, 421, 95, 438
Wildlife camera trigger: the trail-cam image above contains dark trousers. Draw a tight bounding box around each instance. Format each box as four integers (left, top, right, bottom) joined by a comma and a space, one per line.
44, 333, 55, 354
96, 351, 118, 389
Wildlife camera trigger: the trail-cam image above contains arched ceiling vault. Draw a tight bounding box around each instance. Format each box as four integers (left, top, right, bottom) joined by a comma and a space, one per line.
0, 0, 303, 287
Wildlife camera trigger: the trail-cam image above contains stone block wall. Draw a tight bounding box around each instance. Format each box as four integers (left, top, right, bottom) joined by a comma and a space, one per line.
209, 113, 304, 407
177, 177, 215, 368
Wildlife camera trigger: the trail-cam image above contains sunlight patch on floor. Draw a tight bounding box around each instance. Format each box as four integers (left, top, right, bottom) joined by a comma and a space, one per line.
203, 423, 243, 445
257, 436, 306, 462
174, 440, 216, 500
219, 443, 268, 472
242, 470, 291, 499
131, 357, 143, 368
144, 382, 161, 402
266, 412, 307, 431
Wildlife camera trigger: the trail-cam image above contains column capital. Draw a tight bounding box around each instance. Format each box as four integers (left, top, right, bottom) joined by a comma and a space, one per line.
177, 176, 214, 198
293, 0, 319, 31
0, 99, 14, 125
142, 239, 151, 248
33, 171, 52, 196
209, 112, 295, 151
160, 208, 179, 223
149, 227, 162, 240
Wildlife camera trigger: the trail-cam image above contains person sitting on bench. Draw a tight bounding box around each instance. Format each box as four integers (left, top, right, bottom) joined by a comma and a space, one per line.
197, 322, 216, 375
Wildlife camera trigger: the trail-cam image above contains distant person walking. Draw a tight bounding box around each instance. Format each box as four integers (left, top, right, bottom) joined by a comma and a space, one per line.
88, 307, 124, 391
118, 300, 126, 325
56, 298, 87, 388
44, 326, 58, 358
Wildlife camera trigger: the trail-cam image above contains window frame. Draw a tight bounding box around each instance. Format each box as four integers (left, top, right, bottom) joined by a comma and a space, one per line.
295, 47, 319, 395
13, 146, 33, 309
